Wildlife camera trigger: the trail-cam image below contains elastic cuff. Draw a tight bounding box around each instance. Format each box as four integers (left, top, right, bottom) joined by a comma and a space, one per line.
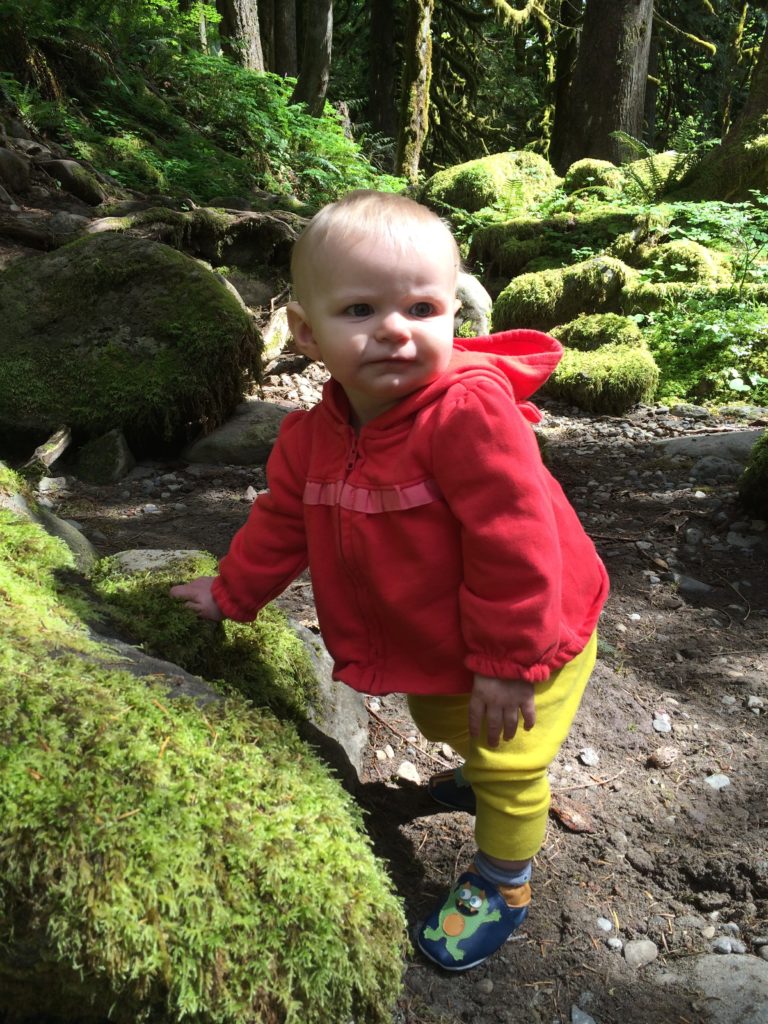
473, 851, 532, 888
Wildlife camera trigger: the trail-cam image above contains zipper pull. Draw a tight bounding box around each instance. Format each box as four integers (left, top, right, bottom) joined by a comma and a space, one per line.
346, 436, 359, 472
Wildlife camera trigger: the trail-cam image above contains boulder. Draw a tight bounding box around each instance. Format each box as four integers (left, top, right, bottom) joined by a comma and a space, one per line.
739, 429, 768, 518
0, 146, 31, 193
456, 272, 492, 337
421, 150, 560, 217
74, 428, 136, 484
543, 343, 660, 415
262, 304, 293, 362
0, 233, 261, 456
0, 504, 406, 1024
40, 158, 106, 205
184, 396, 297, 465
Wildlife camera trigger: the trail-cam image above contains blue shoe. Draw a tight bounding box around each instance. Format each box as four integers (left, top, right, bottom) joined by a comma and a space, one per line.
428, 767, 476, 813
415, 869, 530, 972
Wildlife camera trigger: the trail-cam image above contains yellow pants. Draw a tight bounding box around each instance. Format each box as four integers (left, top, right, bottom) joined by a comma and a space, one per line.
407, 632, 597, 861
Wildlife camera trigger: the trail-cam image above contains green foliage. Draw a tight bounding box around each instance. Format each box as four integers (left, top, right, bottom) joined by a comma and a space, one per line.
421, 151, 559, 220
91, 552, 319, 721
739, 430, 768, 519
611, 132, 703, 203
543, 344, 660, 415
636, 294, 768, 406
0, 502, 406, 1023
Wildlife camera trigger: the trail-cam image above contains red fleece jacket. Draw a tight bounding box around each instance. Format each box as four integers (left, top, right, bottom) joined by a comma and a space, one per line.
212, 329, 609, 695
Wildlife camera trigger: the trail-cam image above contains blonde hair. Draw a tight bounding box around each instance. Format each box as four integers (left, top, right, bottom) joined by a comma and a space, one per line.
291, 189, 460, 301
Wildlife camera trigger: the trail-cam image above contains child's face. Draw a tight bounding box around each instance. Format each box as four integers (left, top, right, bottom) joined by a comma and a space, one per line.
287, 226, 459, 427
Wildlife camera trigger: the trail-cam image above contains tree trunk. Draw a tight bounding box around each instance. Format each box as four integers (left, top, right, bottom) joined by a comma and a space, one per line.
216, 0, 265, 71
550, 0, 653, 174
549, 0, 584, 170
726, 22, 768, 141
368, 0, 399, 144
258, 0, 275, 70
396, 0, 433, 183
290, 0, 333, 115
275, 0, 299, 77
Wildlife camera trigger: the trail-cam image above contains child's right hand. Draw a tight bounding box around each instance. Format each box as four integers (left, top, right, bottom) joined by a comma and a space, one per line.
169, 576, 224, 621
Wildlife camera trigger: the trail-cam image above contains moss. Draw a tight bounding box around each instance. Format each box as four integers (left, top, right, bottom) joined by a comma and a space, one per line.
552, 313, 643, 351
620, 151, 694, 202
420, 151, 559, 216
91, 553, 319, 722
470, 206, 639, 284
738, 430, 768, 518
0, 508, 406, 1023
492, 256, 637, 332
562, 158, 623, 195
638, 238, 727, 284
673, 134, 768, 201
543, 343, 660, 414
0, 233, 261, 455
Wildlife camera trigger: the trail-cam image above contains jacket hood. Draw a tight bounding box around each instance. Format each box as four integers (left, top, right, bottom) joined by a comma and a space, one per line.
322, 328, 563, 429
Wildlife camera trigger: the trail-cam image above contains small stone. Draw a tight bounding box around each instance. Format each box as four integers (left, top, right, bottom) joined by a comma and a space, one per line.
142, 504, 161, 514
712, 937, 734, 954
395, 761, 421, 785
579, 747, 600, 767
704, 773, 730, 790
747, 696, 764, 710
596, 916, 613, 932
440, 743, 454, 759
607, 937, 623, 951
653, 713, 673, 734
723, 922, 741, 935
368, 697, 381, 712
375, 749, 387, 762
245, 485, 258, 501
38, 476, 68, 494
702, 926, 716, 939
729, 939, 747, 954
623, 939, 658, 968
384, 744, 395, 759
629, 612, 642, 621
721, 695, 738, 705
571, 1008, 596, 1024
476, 978, 494, 995
647, 745, 679, 768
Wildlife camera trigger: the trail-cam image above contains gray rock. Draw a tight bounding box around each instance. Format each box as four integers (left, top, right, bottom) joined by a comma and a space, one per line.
673, 954, 768, 1024
571, 1008, 596, 1024
704, 773, 731, 790
40, 158, 106, 205
607, 937, 623, 951
623, 938, 658, 968
262, 305, 293, 362
654, 429, 763, 463
74, 429, 136, 484
0, 146, 31, 193
596, 916, 613, 932
0, 479, 97, 573
396, 761, 421, 785
184, 397, 298, 465
456, 271, 493, 337
579, 747, 600, 767
674, 572, 717, 598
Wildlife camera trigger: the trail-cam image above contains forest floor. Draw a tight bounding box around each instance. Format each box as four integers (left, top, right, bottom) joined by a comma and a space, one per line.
47, 367, 768, 1024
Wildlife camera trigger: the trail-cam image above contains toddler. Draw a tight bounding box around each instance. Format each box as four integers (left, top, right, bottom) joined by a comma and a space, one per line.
171, 189, 609, 972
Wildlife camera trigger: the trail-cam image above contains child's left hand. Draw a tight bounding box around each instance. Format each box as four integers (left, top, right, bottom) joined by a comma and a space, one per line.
469, 674, 536, 748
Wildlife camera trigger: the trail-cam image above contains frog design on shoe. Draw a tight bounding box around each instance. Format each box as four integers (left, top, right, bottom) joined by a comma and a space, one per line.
416, 869, 530, 971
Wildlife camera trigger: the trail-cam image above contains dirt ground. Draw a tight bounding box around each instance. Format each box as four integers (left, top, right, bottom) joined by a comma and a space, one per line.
45, 380, 768, 1024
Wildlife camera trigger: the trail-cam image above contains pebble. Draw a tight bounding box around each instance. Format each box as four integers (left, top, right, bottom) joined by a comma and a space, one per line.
596, 916, 613, 932
623, 939, 659, 968
579, 747, 600, 767
606, 937, 623, 951
571, 1008, 596, 1024
653, 713, 672, 733
142, 504, 161, 514
704, 773, 731, 790
375, 749, 387, 762
368, 697, 381, 711
383, 744, 395, 760
712, 936, 747, 954
476, 978, 493, 995
647, 745, 679, 768
396, 761, 421, 785
747, 696, 764, 710
440, 743, 454, 759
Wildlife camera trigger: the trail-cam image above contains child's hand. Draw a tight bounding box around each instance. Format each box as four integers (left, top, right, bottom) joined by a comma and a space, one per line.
469, 674, 536, 748
169, 576, 224, 621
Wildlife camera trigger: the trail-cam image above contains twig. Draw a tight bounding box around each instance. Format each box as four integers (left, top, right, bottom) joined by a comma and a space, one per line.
552, 768, 626, 793
711, 570, 751, 621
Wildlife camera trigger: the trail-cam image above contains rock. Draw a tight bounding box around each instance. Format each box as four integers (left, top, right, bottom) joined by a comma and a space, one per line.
626, 846, 655, 875
669, 954, 768, 1024
647, 745, 679, 768
262, 305, 293, 362
74, 428, 136, 484
476, 978, 494, 995
0, 475, 97, 573
184, 397, 298, 465
579, 747, 600, 767
623, 939, 659, 968
674, 572, 717, 598
607, 937, 623, 951
40, 158, 106, 205
396, 761, 421, 785
0, 234, 261, 455
571, 1008, 596, 1024
49, 210, 91, 242
456, 271, 493, 337
654, 428, 763, 462
653, 713, 672, 733
704, 773, 731, 790
759, 947, 768, 962
0, 146, 31, 193
596, 916, 613, 932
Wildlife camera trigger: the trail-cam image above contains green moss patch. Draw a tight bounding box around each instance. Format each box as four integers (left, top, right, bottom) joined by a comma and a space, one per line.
421, 151, 559, 217
552, 313, 643, 351
91, 552, 318, 722
543, 343, 659, 414
0, 510, 406, 1023
638, 239, 727, 284
739, 430, 768, 518
493, 256, 637, 332
0, 234, 261, 456
563, 158, 623, 196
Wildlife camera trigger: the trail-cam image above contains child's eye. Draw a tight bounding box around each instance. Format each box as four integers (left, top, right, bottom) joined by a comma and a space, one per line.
410, 301, 436, 317
345, 303, 373, 317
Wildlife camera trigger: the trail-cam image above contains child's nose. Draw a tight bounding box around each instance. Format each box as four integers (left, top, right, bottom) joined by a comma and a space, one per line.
376, 311, 410, 342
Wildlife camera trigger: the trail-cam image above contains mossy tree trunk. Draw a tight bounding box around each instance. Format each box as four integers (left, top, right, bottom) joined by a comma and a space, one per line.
215, 0, 265, 71
368, 0, 400, 154
550, 0, 654, 174
257, 0, 275, 70
726, 22, 768, 141
290, 0, 333, 116
396, 0, 433, 183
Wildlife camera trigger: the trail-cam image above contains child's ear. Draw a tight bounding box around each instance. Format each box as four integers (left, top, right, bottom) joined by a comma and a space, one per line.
287, 301, 321, 361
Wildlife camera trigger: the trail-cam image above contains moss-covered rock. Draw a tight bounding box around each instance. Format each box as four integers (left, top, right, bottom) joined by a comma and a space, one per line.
620, 151, 695, 202
420, 151, 559, 216
552, 313, 643, 351
0, 233, 261, 456
738, 429, 768, 518
543, 343, 660, 414
562, 158, 623, 195
673, 134, 768, 201
470, 206, 639, 285
493, 256, 638, 332
0, 503, 406, 1024
91, 551, 319, 722
638, 238, 727, 284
